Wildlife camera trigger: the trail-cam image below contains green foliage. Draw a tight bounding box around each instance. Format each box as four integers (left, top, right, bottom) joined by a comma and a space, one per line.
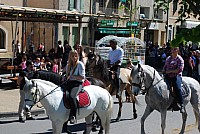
155, 0, 200, 21
171, 25, 200, 47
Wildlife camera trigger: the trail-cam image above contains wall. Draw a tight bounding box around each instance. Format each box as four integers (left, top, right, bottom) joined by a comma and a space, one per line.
0, 0, 23, 58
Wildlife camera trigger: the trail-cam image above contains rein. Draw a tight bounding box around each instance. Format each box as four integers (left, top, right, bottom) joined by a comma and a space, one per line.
25, 79, 68, 108
132, 67, 158, 95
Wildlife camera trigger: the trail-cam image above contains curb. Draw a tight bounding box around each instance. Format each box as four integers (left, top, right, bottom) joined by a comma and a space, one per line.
0, 109, 45, 119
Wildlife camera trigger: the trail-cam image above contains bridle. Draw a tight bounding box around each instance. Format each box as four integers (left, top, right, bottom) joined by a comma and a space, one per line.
131, 66, 156, 94
25, 79, 67, 109
24, 82, 40, 108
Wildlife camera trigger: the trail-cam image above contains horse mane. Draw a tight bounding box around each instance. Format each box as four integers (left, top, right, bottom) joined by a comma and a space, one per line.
33, 70, 62, 85
33, 79, 58, 87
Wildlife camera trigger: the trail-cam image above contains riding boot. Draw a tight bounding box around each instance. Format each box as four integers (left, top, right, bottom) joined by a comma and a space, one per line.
69, 97, 77, 124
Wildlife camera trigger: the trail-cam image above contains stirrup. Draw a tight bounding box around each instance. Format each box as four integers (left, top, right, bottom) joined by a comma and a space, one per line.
69, 116, 76, 124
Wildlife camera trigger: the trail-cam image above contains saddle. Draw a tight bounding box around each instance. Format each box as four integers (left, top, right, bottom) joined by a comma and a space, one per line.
167, 82, 190, 111
63, 79, 91, 109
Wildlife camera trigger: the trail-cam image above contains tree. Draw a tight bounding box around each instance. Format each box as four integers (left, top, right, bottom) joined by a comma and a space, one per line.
155, 0, 200, 47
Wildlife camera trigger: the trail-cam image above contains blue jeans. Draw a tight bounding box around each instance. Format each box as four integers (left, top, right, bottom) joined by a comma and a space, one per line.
165, 75, 183, 105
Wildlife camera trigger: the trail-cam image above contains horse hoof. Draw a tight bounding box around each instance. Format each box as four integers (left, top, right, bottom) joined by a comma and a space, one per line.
133, 114, 137, 119
115, 117, 120, 122
92, 126, 98, 132
98, 131, 103, 134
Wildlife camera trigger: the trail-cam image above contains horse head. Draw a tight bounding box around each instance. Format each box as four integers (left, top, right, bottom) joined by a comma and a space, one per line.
131, 64, 146, 95
24, 78, 39, 110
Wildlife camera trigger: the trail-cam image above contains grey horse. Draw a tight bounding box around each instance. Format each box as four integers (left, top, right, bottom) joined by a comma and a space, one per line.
130, 64, 200, 134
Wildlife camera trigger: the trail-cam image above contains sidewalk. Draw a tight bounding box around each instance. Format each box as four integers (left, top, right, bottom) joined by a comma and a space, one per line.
0, 74, 45, 119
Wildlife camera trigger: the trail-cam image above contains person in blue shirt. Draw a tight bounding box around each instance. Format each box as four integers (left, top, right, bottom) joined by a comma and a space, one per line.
108, 39, 124, 98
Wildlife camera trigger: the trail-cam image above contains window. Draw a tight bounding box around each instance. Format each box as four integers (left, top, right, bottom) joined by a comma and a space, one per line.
140, 7, 150, 19
112, 0, 119, 14
99, 0, 104, 7
68, 0, 84, 12
154, 9, 163, 20
0, 28, 5, 49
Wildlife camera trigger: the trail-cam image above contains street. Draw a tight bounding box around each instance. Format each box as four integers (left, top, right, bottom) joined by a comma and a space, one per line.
0, 95, 199, 134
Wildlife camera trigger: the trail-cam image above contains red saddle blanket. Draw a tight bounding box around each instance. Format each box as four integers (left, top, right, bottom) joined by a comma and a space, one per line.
63, 79, 91, 109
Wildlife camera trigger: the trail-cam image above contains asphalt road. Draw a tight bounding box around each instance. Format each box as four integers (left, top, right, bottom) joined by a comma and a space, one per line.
0, 95, 199, 134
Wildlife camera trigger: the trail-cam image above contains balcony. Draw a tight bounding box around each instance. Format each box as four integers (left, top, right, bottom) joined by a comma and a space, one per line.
98, 7, 119, 16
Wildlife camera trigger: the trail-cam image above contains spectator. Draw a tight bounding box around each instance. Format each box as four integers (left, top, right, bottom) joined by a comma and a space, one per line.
195, 50, 200, 82
56, 40, 64, 73
52, 59, 58, 73
40, 57, 47, 70
34, 57, 41, 70
62, 40, 72, 69
20, 56, 27, 70
17, 60, 35, 123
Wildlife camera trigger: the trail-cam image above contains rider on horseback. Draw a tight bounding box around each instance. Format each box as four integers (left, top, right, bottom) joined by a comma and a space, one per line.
63, 50, 86, 124
162, 47, 185, 113
107, 39, 124, 98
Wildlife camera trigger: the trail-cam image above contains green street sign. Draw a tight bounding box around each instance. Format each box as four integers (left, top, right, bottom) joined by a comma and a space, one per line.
126, 21, 139, 27
100, 20, 115, 27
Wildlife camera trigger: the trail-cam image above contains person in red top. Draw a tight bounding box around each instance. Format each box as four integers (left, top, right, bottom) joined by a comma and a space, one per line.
162, 47, 185, 113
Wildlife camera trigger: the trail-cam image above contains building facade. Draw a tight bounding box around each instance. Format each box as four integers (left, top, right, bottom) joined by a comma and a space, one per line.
0, 0, 23, 58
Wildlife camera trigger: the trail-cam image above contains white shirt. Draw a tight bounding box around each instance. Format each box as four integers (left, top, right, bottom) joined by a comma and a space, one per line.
108, 46, 124, 65
66, 61, 86, 82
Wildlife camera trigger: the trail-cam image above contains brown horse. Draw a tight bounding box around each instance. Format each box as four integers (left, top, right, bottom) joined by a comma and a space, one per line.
86, 53, 137, 121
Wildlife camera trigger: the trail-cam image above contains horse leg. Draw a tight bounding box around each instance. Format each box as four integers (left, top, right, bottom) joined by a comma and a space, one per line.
116, 96, 122, 122
126, 85, 137, 119
52, 120, 63, 134
180, 111, 187, 134
191, 104, 200, 132
160, 110, 167, 134
84, 114, 93, 134
141, 106, 154, 134
62, 121, 73, 134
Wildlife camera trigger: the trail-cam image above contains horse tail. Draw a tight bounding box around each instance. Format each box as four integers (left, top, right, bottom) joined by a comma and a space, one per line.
104, 93, 113, 134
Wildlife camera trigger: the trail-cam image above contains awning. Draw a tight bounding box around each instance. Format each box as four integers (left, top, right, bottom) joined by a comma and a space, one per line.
98, 27, 131, 34
181, 21, 200, 29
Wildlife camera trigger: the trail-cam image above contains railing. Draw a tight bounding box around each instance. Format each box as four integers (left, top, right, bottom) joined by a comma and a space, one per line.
98, 7, 119, 16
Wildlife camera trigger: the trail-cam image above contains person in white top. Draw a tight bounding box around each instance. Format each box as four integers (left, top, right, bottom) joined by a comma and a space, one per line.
63, 50, 85, 124
108, 39, 124, 98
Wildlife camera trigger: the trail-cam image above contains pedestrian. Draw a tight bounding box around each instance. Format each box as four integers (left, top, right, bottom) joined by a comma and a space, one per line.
34, 57, 41, 70
62, 50, 86, 124
162, 47, 185, 113
62, 40, 72, 69
52, 59, 58, 73
56, 40, 64, 73
187, 51, 195, 77
196, 50, 200, 82
108, 39, 124, 98
20, 55, 27, 70
17, 60, 35, 123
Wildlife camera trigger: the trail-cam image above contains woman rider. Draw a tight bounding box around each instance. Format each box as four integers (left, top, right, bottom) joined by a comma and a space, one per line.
63, 50, 86, 124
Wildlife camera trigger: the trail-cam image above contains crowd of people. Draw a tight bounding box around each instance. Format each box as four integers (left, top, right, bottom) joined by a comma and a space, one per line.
146, 42, 200, 82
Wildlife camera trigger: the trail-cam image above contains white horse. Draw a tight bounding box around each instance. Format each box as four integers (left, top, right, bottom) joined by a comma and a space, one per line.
23, 78, 113, 134
130, 64, 200, 134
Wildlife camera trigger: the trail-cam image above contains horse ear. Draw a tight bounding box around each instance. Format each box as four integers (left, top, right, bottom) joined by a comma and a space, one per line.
138, 63, 141, 68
